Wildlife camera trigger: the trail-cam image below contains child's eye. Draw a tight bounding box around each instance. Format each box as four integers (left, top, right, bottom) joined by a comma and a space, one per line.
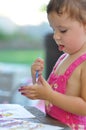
60, 30, 67, 33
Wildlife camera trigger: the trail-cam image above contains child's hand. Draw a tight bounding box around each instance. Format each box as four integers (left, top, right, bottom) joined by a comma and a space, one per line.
18, 76, 52, 100
31, 57, 44, 84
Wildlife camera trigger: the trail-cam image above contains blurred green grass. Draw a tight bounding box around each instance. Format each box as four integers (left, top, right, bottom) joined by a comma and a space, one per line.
0, 49, 45, 65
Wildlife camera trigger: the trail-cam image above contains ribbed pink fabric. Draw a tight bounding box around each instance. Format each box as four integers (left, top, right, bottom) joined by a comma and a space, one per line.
45, 53, 86, 130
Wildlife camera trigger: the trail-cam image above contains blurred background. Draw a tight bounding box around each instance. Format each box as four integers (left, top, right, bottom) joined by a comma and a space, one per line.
0, 0, 63, 111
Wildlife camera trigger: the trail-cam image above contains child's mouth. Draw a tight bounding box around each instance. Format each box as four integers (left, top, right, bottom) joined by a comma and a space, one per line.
58, 45, 64, 51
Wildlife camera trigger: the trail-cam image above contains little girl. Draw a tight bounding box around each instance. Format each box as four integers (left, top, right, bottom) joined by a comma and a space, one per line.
19, 0, 86, 129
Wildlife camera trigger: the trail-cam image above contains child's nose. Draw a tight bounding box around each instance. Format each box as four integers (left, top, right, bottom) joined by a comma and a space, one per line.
53, 31, 61, 40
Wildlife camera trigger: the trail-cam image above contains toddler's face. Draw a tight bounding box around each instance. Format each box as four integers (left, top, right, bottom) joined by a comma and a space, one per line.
48, 11, 86, 54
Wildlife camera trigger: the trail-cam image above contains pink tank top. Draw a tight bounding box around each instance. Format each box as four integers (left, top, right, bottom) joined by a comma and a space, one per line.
45, 53, 86, 130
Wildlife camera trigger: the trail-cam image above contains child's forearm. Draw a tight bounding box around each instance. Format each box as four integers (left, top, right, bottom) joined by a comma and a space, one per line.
48, 91, 86, 116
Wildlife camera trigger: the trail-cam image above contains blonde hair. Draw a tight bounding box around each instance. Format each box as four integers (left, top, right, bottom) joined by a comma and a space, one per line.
47, 0, 86, 25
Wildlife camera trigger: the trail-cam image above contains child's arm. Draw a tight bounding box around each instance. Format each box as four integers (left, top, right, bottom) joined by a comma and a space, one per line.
48, 90, 86, 116
40, 75, 86, 116
19, 74, 86, 116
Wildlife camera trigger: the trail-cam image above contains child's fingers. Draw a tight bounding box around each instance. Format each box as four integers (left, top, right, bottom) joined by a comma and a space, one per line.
39, 76, 48, 86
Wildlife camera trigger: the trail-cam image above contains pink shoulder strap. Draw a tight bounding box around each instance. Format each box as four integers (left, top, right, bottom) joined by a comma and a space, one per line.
64, 54, 86, 79
53, 53, 67, 71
